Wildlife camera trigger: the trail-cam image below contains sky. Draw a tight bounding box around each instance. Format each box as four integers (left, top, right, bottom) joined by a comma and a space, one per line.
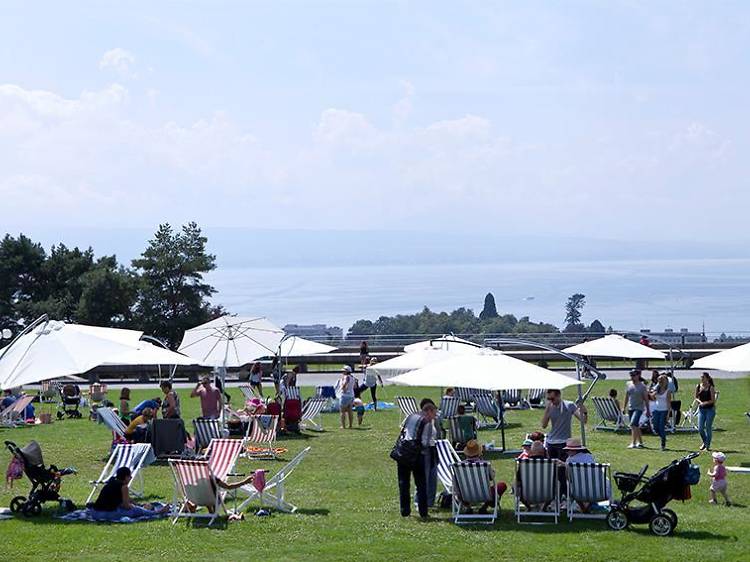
1, 1, 749, 243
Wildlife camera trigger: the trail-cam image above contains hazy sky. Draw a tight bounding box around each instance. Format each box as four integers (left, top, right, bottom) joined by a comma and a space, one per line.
2, 2, 748, 241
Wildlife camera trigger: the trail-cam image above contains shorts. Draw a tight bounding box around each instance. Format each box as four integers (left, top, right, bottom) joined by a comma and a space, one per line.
340, 395, 354, 409
628, 409, 643, 428
250, 379, 262, 387
710, 479, 727, 492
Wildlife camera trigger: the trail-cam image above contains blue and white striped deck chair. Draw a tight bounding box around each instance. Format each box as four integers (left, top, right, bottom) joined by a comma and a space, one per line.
96, 407, 128, 440
300, 397, 327, 432
453, 387, 478, 412
283, 386, 301, 401
451, 461, 498, 524
472, 392, 503, 429
527, 388, 546, 408
502, 389, 526, 409
591, 397, 627, 432
439, 396, 459, 419
193, 418, 228, 453
515, 458, 559, 523
395, 396, 419, 425
436, 439, 461, 495
86, 443, 155, 503
566, 463, 612, 521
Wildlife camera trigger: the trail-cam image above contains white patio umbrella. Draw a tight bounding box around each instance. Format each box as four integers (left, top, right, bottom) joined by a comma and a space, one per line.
370, 347, 494, 378
279, 336, 336, 356
563, 334, 666, 359
693, 342, 750, 372
0, 319, 143, 390
102, 342, 203, 366
403, 335, 479, 353
178, 315, 285, 368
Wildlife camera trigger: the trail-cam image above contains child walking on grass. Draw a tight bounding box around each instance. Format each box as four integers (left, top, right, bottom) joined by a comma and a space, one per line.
708, 451, 731, 506
353, 398, 365, 426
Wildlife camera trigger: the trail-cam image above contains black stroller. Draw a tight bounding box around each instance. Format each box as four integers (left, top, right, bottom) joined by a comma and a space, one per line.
5, 440, 76, 517
607, 452, 700, 536
57, 383, 83, 419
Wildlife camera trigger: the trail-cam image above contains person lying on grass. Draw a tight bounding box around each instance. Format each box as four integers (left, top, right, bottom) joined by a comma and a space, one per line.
90, 466, 168, 515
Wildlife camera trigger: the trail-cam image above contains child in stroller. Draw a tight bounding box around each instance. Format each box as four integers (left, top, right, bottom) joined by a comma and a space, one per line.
57, 383, 83, 419
607, 451, 700, 536
5, 440, 76, 517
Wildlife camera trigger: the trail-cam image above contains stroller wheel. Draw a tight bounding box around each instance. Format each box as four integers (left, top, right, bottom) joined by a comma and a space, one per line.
649, 513, 673, 536
606, 508, 629, 531
661, 508, 678, 530
10, 496, 26, 513
57, 412, 64, 420
22, 501, 42, 517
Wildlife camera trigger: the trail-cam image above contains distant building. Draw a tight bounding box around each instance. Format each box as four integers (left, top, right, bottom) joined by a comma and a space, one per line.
640, 328, 706, 345
283, 324, 343, 339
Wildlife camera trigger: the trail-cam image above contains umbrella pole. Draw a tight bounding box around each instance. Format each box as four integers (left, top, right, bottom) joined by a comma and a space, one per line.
576, 362, 587, 446
499, 397, 507, 452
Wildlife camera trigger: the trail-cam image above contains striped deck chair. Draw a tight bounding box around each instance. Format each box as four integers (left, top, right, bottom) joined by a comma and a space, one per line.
439, 396, 459, 419
591, 397, 627, 431
283, 386, 301, 401
515, 458, 559, 523
501, 389, 526, 409
237, 446, 311, 513
238, 384, 257, 401
244, 415, 279, 458
527, 388, 546, 408
395, 396, 419, 424
86, 443, 155, 503
300, 397, 327, 432
451, 461, 498, 524
447, 415, 477, 450
39, 380, 60, 403
96, 407, 128, 440
169, 459, 230, 526
453, 387, 476, 404
205, 438, 244, 480
0, 395, 35, 427
473, 392, 503, 429
436, 439, 461, 495
566, 463, 612, 521
193, 418, 228, 453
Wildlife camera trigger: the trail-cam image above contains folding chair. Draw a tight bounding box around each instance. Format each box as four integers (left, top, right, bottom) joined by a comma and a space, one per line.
395, 396, 419, 424
591, 396, 627, 432
439, 396, 459, 419
0, 395, 34, 427
451, 461, 498, 524
501, 389, 526, 409
96, 407, 129, 440
454, 387, 479, 404
237, 446, 311, 513
283, 386, 301, 401
39, 380, 60, 404
244, 415, 279, 458
527, 388, 546, 408
193, 418, 228, 453
238, 384, 257, 401
447, 415, 477, 450
472, 392, 503, 429
566, 463, 612, 522
515, 458, 559, 523
86, 443, 155, 503
300, 397, 326, 432
436, 439, 461, 495
169, 459, 230, 526
204, 438, 244, 480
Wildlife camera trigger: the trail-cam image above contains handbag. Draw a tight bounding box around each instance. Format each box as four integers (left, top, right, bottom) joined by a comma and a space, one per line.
390, 415, 426, 467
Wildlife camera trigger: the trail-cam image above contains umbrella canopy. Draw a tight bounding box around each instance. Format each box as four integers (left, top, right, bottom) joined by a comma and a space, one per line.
370, 347, 495, 377
563, 334, 666, 360
389, 351, 581, 391
178, 315, 285, 368
403, 335, 479, 353
279, 335, 336, 356
102, 342, 203, 366
693, 342, 750, 372
0, 321, 143, 389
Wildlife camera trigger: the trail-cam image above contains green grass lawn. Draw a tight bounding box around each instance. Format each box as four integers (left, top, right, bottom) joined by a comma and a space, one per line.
1, 379, 748, 561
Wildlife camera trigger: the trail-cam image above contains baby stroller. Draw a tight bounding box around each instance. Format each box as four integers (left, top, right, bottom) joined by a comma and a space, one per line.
607, 452, 700, 536
5, 440, 76, 517
57, 384, 83, 419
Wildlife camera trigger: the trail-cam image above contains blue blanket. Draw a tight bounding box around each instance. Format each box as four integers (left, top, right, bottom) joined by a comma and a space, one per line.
57, 503, 170, 524
365, 401, 395, 411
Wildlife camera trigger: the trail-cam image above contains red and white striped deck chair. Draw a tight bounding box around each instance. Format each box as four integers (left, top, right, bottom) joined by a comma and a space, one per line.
169, 459, 229, 526
244, 415, 279, 459
0, 395, 35, 427
238, 384, 257, 401
205, 438, 244, 481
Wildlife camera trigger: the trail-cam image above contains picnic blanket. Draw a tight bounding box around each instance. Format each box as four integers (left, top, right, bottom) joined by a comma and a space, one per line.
57, 502, 170, 524
365, 401, 395, 411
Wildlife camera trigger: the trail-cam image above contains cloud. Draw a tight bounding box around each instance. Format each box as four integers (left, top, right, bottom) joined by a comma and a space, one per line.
392, 80, 415, 125
99, 48, 137, 78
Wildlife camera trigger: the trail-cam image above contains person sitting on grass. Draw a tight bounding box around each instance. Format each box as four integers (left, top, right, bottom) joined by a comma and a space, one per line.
124, 407, 154, 443
91, 466, 168, 515
457, 439, 507, 514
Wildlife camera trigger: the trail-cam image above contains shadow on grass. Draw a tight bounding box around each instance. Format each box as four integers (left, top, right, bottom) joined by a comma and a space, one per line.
293, 507, 330, 516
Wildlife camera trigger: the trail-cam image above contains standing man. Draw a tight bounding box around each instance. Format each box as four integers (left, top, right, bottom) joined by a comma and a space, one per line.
191, 376, 222, 419
541, 389, 588, 460
397, 403, 437, 519
624, 369, 651, 448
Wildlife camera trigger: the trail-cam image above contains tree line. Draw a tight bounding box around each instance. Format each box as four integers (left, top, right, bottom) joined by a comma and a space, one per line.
0, 223, 221, 348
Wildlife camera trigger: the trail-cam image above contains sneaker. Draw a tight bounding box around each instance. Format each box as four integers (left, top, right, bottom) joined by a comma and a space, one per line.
661, 446, 667, 451
627, 444, 636, 449
636, 443, 644, 449
699, 444, 707, 451
726, 501, 732, 507
708, 499, 717, 504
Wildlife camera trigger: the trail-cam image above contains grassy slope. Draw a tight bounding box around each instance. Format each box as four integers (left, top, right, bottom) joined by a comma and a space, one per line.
1, 379, 748, 562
